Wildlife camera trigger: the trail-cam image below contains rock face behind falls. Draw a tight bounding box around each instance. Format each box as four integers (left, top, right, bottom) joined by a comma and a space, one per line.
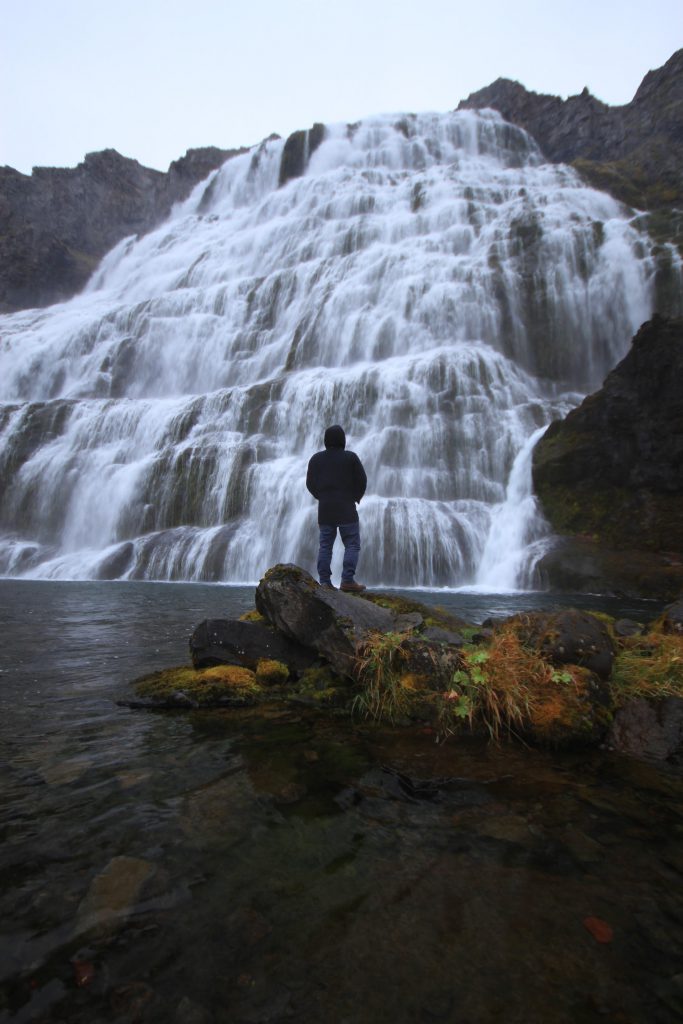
0, 108, 681, 586
532, 315, 683, 597
0, 146, 244, 313
459, 49, 683, 222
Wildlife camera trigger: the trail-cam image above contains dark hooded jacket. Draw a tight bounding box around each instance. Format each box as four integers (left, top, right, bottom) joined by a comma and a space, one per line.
306, 425, 367, 525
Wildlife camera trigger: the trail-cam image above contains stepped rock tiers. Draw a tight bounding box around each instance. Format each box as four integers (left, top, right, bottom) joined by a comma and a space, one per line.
532, 315, 683, 599
0, 108, 673, 587
125, 564, 683, 762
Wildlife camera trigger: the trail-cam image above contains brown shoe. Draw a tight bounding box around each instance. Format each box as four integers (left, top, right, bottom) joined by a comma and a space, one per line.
320, 582, 337, 590
340, 581, 366, 593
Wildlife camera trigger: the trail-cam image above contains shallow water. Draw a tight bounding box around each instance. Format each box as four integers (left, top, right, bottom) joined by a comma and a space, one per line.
1, 580, 681, 1024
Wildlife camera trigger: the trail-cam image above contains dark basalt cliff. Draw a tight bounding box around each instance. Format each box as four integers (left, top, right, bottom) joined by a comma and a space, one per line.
532, 315, 683, 598
459, 49, 683, 250
0, 145, 246, 313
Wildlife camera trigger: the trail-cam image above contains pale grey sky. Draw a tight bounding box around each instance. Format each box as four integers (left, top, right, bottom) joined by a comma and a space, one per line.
1, 0, 681, 175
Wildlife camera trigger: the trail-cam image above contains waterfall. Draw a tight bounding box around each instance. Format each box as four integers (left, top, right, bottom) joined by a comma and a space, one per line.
0, 110, 675, 587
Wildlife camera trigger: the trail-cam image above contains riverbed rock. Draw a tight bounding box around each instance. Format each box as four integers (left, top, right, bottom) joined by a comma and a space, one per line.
76, 855, 156, 936
189, 617, 317, 674
535, 537, 683, 601
607, 697, 683, 761
506, 609, 615, 679
255, 564, 394, 677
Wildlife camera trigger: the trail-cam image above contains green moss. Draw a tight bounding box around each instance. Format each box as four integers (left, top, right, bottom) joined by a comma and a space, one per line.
239, 608, 265, 623
255, 658, 290, 685
289, 665, 349, 707
362, 593, 467, 632
134, 664, 261, 705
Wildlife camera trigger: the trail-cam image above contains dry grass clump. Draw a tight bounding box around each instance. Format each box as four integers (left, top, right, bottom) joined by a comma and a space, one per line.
611, 632, 683, 703
438, 626, 592, 743
439, 628, 541, 741
353, 631, 415, 722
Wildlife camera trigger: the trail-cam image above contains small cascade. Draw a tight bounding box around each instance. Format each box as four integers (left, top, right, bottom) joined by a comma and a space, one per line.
473, 426, 553, 592
0, 110, 679, 587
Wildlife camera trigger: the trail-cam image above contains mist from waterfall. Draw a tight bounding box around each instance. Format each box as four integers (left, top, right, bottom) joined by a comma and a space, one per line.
0, 110, 675, 588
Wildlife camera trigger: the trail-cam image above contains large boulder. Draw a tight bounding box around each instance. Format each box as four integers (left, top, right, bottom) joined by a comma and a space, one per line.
506, 609, 615, 680
255, 564, 394, 678
189, 618, 317, 674
532, 316, 683, 598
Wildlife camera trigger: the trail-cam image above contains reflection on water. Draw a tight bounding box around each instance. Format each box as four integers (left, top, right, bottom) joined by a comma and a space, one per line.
1, 581, 681, 1024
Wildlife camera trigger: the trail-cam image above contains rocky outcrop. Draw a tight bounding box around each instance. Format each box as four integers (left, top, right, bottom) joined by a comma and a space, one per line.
532, 315, 683, 598
507, 610, 615, 680
278, 123, 325, 187
0, 145, 245, 312
254, 563, 394, 677
122, 563, 683, 759
458, 49, 683, 220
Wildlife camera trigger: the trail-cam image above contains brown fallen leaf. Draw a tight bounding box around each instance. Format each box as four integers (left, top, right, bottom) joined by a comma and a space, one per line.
73, 960, 96, 987
583, 916, 614, 943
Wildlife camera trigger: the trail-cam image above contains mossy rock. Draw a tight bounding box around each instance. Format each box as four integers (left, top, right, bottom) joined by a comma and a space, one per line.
361, 591, 469, 633
239, 608, 266, 623
132, 664, 264, 707
255, 658, 290, 685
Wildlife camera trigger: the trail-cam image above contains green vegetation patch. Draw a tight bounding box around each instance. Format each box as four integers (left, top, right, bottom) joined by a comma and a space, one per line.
437, 625, 611, 746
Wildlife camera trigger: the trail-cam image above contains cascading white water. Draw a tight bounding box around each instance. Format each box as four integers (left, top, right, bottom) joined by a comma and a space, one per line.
0, 110, 676, 587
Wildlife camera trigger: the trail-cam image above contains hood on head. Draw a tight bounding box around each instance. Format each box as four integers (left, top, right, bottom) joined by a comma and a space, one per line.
324, 424, 346, 449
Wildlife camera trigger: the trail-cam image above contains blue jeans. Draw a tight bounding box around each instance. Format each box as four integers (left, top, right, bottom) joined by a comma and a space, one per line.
317, 522, 361, 584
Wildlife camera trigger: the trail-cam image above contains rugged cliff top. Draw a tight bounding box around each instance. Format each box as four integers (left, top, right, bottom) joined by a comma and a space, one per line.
1, 50, 681, 313
0, 144, 246, 312
459, 48, 683, 220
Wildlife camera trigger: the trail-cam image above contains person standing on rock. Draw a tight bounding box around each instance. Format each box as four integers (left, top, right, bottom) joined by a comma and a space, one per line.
306, 425, 368, 592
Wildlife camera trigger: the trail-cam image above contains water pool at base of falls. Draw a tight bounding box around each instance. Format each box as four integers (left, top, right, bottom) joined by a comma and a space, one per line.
1, 579, 680, 1024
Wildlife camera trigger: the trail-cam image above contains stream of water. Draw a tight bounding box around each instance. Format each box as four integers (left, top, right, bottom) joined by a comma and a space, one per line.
1, 580, 681, 1023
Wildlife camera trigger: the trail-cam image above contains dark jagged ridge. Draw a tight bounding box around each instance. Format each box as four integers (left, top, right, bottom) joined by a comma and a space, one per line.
0, 145, 247, 313
459, 49, 683, 250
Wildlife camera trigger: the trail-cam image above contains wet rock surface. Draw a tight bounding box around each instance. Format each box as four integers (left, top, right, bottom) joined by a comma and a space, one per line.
533, 316, 683, 598
255, 563, 394, 677
608, 697, 683, 762
189, 617, 317, 673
